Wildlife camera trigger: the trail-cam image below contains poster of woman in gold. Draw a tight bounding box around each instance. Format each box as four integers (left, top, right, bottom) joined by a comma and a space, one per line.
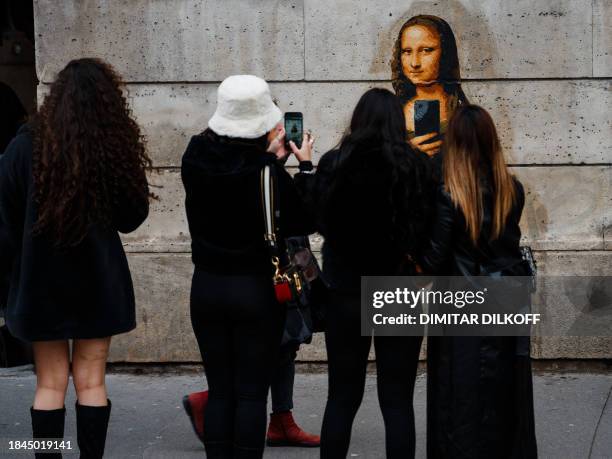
392, 15, 468, 157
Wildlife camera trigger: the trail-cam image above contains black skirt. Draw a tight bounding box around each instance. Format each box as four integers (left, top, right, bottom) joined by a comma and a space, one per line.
4, 228, 138, 342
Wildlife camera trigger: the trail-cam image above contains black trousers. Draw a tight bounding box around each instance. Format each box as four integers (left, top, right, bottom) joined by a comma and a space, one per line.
321, 291, 423, 459
190, 269, 285, 459
270, 343, 299, 413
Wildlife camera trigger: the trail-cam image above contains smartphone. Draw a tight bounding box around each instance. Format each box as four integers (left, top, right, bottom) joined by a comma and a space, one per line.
414, 100, 440, 138
284, 112, 303, 149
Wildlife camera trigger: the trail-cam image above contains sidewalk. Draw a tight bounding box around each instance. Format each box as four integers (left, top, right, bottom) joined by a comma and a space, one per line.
0, 367, 610, 458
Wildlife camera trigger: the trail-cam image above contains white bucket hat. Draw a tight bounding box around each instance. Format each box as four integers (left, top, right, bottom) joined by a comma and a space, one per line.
208, 74, 282, 139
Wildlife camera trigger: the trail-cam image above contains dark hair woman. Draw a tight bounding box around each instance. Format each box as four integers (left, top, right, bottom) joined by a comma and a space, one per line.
293, 88, 431, 458
180, 74, 315, 459
0, 58, 151, 457
391, 15, 468, 157
419, 104, 537, 458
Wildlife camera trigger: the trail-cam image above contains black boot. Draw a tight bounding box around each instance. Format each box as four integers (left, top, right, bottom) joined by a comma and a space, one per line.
75, 399, 111, 459
30, 406, 66, 458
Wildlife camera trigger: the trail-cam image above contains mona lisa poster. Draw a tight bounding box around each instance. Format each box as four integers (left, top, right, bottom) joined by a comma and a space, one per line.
392, 15, 468, 157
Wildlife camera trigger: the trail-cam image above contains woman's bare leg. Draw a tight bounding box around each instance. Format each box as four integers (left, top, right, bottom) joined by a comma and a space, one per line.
72, 337, 111, 406
32, 340, 70, 410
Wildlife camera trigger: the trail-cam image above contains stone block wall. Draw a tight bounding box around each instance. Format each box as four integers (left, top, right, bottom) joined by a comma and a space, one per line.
33, 0, 611, 362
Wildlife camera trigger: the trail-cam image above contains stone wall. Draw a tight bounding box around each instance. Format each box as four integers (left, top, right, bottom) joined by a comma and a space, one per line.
33, 0, 611, 362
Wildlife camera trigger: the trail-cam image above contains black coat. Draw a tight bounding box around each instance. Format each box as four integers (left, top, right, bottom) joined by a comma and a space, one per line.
294, 143, 432, 293
0, 82, 27, 154
180, 133, 315, 275
421, 175, 525, 276
420, 174, 537, 459
0, 127, 149, 341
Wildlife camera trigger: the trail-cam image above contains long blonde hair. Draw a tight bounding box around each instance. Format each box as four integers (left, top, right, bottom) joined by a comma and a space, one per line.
443, 105, 516, 244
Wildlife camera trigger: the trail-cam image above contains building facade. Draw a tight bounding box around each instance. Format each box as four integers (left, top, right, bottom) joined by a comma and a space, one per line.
1, 0, 610, 361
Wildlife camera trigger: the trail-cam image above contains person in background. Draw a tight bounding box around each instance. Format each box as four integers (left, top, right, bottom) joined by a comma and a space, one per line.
182, 340, 320, 448
0, 58, 151, 458
419, 104, 537, 458
180, 74, 316, 459
293, 88, 432, 458
0, 81, 27, 154
0, 82, 27, 317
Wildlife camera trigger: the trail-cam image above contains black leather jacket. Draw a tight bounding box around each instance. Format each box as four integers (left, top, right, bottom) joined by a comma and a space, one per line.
420, 174, 525, 276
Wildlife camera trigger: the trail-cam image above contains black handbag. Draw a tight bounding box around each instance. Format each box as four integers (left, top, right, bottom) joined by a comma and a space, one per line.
520, 246, 537, 292
260, 164, 328, 346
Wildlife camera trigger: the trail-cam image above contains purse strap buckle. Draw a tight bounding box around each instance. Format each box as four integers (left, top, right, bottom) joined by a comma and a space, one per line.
271, 256, 284, 284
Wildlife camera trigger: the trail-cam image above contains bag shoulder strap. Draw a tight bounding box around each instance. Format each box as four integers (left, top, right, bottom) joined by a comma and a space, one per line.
260, 164, 281, 253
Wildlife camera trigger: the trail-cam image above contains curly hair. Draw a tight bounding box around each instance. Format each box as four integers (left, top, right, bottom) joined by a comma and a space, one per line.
32, 58, 154, 247
391, 15, 468, 106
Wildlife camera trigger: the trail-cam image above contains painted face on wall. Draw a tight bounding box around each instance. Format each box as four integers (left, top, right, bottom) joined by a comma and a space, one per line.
400, 24, 442, 86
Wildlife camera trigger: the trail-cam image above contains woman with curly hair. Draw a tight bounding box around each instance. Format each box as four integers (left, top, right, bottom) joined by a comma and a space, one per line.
293, 88, 431, 458
0, 58, 152, 458
391, 15, 468, 158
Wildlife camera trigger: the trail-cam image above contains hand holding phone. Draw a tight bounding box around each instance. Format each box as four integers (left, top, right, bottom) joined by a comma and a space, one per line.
414, 100, 440, 137
284, 112, 303, 149
411, 100, 443, 156
285, 112, 315, 162
410, 133, 443, 156
288, 131, 315, 163
267, 125, 290, 162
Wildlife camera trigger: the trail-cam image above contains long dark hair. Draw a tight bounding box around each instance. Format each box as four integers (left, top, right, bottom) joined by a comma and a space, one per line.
391, 15, 468, 105
32, 58, 154, 247
342, 87, 410, 151
324, 88, 431, 257
444, 105, 516, 244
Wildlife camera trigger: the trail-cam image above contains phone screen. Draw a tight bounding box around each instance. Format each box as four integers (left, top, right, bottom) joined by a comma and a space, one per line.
285, 112, 303, 149
414, 100, 441, 138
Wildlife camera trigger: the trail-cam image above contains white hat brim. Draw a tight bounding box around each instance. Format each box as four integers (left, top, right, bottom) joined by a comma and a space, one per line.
208, 104, 282, 139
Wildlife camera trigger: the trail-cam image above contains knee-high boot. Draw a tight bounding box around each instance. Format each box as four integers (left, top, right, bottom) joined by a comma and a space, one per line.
30, 406, 66, 458
75, 399, 111, 459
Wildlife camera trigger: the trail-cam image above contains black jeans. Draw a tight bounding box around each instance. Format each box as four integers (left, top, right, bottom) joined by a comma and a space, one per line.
190, 269, 285, 459
321, 291, 423, 459
270, 343, 299, 413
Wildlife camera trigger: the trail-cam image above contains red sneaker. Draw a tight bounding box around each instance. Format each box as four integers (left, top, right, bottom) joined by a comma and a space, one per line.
266, 411, 320, 447
182, 390, 209, 445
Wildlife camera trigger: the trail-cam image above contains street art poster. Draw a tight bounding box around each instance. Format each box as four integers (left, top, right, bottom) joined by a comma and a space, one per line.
392, 15, 468, 155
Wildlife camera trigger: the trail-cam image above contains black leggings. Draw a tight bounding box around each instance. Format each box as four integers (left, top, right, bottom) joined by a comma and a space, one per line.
321, 292, 423, 459
190, 269, 285, 459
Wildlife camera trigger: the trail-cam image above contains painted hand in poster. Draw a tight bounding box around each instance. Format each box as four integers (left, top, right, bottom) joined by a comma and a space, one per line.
392, 15, 468, 157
